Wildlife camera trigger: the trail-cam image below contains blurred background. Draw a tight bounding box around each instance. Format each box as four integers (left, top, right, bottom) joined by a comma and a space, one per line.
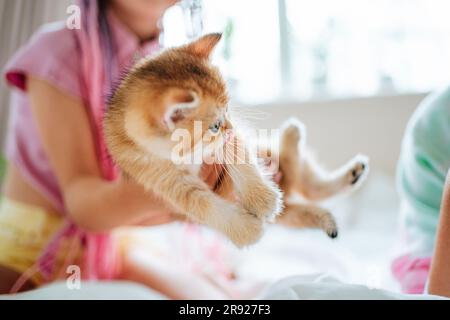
1, 0, 450, 176
173, 0, 450, 104
0, 0, 449, 291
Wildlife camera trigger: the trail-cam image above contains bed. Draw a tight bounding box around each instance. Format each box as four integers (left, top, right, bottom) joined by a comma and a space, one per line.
0, 171, 445, 300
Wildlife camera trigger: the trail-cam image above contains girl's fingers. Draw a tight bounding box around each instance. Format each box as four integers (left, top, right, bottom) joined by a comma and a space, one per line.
200, 163, 224, 189
273, 171, 283, 184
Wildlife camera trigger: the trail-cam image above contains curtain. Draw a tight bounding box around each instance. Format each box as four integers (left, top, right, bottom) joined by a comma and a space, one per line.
0, 0, 71, 151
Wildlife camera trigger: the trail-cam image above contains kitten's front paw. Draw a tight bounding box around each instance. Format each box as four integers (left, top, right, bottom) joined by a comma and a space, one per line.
224, 208, 265, 247
346, 154, 369, 186
243, 183, 283, 222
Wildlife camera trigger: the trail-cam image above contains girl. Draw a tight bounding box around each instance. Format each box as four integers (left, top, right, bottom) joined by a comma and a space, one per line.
392, 87, 450, 296
0, 0, 235, 299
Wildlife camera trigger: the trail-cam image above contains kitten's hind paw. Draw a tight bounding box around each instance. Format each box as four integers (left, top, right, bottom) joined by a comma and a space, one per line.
347, 154, 369, 186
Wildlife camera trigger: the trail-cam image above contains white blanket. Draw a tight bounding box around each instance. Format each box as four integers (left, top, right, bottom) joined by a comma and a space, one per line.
259, 274, 444, 300
2, 275, 444, 300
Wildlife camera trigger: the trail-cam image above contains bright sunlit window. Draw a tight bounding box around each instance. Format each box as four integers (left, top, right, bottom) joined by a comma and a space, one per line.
164, 0, 450, 105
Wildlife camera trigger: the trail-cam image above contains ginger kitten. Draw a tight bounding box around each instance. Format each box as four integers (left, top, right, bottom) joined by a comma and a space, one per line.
105, 33, 282, 247
105, 33, 369, 246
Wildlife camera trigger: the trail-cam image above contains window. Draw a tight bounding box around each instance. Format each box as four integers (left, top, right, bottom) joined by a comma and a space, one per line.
163, 0, 450, 105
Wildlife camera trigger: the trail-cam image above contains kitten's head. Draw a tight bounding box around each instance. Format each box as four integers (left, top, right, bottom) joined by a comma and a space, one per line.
108, 33, 232, 163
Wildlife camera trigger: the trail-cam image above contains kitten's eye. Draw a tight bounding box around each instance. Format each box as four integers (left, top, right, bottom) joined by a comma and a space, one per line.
209, 120, 222, 133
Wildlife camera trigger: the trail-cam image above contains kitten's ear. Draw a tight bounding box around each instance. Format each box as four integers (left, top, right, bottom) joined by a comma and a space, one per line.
163, 88, 199, 131
185, 33, 222, 59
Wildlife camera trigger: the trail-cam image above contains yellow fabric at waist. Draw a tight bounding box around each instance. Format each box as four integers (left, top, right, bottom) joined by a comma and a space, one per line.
0, 196, 64, 285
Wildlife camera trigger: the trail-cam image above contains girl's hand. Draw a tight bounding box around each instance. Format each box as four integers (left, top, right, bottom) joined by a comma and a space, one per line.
200, 163, 224, 190
200, 160, 282, 192
260, 157, 282, 184
122, 160, 280, 228
125, 164, 223, 226
114, 174, 182, 227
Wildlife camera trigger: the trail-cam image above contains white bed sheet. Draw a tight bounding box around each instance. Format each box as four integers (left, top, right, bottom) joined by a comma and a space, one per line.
259, 274, 443, 300
235, 171, 402, 292
3, 275, 444, 300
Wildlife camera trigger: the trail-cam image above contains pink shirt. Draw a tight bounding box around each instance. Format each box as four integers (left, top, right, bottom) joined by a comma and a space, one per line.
3, 11, 159, 214
2, 8, 233, 284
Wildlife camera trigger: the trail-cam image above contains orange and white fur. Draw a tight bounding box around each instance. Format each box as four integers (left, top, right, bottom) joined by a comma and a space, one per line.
104, 33, 368, 247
